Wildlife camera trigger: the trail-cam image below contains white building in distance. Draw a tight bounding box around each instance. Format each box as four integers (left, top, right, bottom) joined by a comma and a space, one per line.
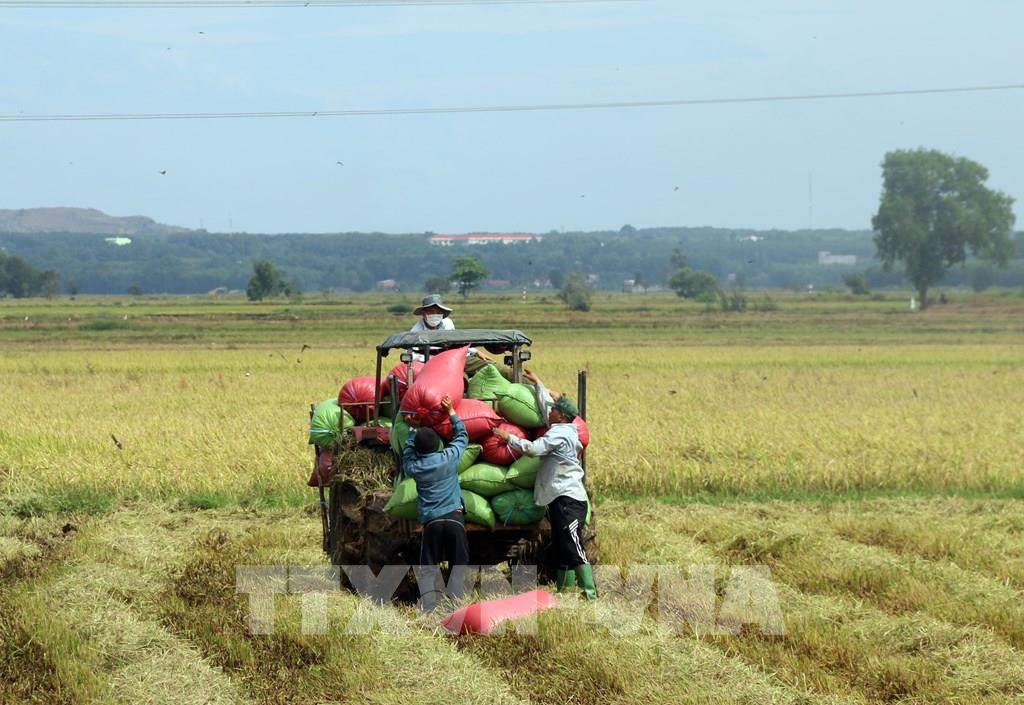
429, 233, 542, 246
818, 251, 857, 265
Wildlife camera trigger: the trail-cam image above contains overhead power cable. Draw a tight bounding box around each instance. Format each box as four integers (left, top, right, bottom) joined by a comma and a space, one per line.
2, 83, 1022, 123
0, 0, 645, 7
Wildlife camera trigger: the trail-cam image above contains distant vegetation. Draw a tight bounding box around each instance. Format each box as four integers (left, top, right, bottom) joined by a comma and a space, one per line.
0, 225, 1021, 295
0, 250, 58, 298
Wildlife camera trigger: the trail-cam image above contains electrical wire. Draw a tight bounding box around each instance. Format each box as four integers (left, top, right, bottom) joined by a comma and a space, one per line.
0, 0, 645, 8
1, 83, 1022, 123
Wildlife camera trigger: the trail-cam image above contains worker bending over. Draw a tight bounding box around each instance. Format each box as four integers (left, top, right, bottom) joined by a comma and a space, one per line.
403, 395, 469, 611
493, 370, 597, 600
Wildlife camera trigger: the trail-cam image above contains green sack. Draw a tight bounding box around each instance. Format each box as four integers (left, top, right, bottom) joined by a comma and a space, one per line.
497, 384, 546, 428
490, 489, 545, 526
458, 444, 482, 474
390, 415, 443, 456
467, 363, 512, 400
376, 416, 393, 429
459, 462, 516, 497
377, 399, 395, 421
505, 455, 541, 489
462, 489, 496, 529
383, 477, 419, 520
309, 398, 355, 449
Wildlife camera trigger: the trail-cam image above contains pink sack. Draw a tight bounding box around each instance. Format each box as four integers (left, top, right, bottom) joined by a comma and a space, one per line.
481, 422, 527, 465
384, 361, 425, 402
400, 347, 468, 428
534, 416, 590, 448
441, 589, 558, 636
338, 376, 378, 422
433, 398, 503, 442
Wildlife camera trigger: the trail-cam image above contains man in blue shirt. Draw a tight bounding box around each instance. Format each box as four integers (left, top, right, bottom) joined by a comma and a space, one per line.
403, 395, 469, 610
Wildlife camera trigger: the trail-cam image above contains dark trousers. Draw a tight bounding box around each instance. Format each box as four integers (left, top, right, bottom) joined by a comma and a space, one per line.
548, 496, 590, 570
418, 509, 470, 611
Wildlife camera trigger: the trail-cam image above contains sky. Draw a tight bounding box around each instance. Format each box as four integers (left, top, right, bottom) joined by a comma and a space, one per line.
1, 0, 1022, 234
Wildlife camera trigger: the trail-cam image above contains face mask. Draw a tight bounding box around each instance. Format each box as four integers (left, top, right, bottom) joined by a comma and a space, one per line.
424, 314, 444, 328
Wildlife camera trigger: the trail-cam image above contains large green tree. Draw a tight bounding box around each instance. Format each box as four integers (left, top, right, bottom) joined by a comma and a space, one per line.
872, 149, 1016, 307
449, 256, 488, 298
246, 260, 288, 301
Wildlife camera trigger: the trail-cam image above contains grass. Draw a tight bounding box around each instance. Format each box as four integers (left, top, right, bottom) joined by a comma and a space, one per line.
1, 292, 1023, 703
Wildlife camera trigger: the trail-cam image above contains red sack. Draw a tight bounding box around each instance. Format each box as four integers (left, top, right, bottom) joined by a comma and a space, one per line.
433, 398, 503, 442
399, 347, 467, 428
534, 416, 590, 448
383, 361, 425, 402
338, 376, 378, 422
307, 448, 335, 487
481, 422, 527, 465
441, 589, 558, 636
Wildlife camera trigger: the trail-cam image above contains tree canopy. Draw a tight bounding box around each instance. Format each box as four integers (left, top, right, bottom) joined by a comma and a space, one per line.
246, 260, 291, 301
449, 256, 488, 298
0, 250, 57, 298
872, 149, 1016, 307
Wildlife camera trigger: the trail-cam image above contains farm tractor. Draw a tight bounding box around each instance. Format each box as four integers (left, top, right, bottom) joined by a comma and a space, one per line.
311, 329, 597, 590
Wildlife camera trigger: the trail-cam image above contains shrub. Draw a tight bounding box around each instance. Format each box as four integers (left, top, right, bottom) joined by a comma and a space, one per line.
387, 303, 412, 315
559, 273, 592, 312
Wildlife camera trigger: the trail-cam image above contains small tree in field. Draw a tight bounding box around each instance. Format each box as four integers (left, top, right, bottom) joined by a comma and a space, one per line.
559, 272, 592, 311
423, 276, 451, 294
844, 272, 870, 295
449, 257, 488, 299
246, 260, 287, 301
872, 148, 1016, 308
668, 267, 719, 301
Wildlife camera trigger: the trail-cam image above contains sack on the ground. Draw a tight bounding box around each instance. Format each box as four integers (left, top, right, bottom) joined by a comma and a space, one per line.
459, 462, 516, 497
490, 489, 545, 526
385, 361, 425, 402
308, 398, 354, 449
458, 444, 482, 473
462, 489, 496, 529
400, 347, 467, 427
383, 477, 419, 520
497, 383, 545, 428
339, 376, 379, 422
505, 455, 541, 489
480, 422, 527, 465
534, 416, 590, 448
433, 398, 502, 441
467, 363, 512, 400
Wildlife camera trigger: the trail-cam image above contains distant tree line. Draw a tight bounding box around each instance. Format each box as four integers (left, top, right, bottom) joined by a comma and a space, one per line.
0, 225, 1020, 296
0, 250, 58, 298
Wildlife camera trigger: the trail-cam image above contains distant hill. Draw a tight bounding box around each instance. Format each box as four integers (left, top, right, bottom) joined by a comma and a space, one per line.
0, 207, 191, 235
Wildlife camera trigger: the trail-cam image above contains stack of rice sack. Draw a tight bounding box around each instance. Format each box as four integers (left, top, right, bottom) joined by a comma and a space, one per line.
381, 349, 590, 529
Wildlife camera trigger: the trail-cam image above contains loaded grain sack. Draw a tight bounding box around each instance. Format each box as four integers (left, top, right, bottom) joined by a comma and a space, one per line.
383, 477, 419, 520
467, 363, 511, 400
385, 360, 425, 403
308, 398, 354, 449
433, 398, 502, 442
459, 462, 516, 497
504, 455, 540, 489
497, 383, 545, 428
458, 444, 482, 473
400, 346, 468, 427
490, 489, 545, 526
339, 376, 379, 422
481, 422, 527, 465
462, 490, 496, 529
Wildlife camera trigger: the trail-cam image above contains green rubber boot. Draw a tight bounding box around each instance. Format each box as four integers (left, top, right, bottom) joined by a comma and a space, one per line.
574, 564, 598, 601
555, 568, 577, 593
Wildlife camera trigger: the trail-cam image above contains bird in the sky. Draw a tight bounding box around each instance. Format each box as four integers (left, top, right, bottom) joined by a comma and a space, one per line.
159, 170, 167, 175
300, 344, 311, 353
674, 186, 680, 191
336, 161, 344, 166
198, 31, 205, 35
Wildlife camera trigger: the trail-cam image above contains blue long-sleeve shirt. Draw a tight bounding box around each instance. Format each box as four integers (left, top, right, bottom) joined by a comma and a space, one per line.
402, 413, 469, 523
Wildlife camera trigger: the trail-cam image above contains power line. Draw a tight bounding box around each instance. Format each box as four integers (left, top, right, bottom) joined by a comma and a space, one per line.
0, 0, 644, 7
2, 83, 1022, 122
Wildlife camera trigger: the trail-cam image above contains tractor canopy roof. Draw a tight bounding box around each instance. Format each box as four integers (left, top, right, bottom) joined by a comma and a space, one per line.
377, 329, 531, 354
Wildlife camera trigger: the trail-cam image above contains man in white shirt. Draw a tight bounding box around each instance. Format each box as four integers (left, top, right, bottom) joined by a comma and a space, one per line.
493, 369, 597, 600
410, 294, 456, 333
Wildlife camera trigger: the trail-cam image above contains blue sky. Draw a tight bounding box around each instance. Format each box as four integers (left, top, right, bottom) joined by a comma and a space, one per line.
1, 0, 1021, 233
